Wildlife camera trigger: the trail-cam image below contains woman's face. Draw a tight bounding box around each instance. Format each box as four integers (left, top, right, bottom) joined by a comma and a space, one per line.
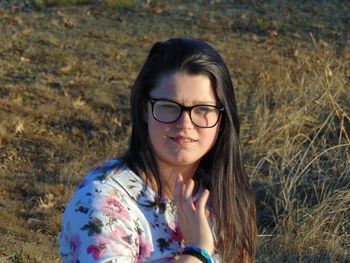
146, 72, 221, 169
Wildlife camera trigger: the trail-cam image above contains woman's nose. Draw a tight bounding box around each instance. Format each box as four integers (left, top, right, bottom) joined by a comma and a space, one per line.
175, 110, 194, 128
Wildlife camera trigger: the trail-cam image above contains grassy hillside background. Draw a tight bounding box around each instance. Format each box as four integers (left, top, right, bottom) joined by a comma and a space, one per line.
0, 0, 349, 262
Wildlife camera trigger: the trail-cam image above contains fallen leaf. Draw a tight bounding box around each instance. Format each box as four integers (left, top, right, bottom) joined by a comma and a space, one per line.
268, 30, 278, 37
60, 65, 72, 74
57, 10, 65, 19
37, 193, 56, 209
6, 16, 23, 26
20, 56, 30, 63
15, 121, 24, 134
112, 117, 122, 127
56, 183, 65, 195
250, 34, 260, 42
86, 7, 99, 16
0, 165, 7, 175
344, 51, 350, 60
64, 17, 78, 28
72, 96, 86, 108
21, 28, 33, 36
152, 7, 164, 15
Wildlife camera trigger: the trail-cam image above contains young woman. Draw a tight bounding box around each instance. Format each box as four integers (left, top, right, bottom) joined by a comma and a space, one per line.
59, 37, 256, 263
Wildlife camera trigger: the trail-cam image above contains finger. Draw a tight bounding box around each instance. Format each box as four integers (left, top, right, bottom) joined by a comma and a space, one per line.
196, 189, 210, 215
183, 179, 194, 199
174, 174, 187, 223
183, 179, 195, 212
174, 174, 183, 207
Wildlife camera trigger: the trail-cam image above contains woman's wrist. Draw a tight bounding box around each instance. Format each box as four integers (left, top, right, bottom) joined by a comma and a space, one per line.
181, 245, 213, 263
186, 242, 214, 256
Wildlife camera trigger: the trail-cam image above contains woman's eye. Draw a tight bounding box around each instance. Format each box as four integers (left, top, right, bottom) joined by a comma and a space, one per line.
196, 106, 212, 113
158, 103, 178, 111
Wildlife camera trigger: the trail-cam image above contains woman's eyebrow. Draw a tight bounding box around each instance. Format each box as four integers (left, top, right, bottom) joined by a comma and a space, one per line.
150, 96, 217, 105
191, 100, 217, 104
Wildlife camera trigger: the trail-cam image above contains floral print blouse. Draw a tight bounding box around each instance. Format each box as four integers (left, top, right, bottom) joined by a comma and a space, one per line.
59, 159, 221, 262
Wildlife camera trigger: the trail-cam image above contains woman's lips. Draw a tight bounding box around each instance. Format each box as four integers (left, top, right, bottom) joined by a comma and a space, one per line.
170, 136, 197, 144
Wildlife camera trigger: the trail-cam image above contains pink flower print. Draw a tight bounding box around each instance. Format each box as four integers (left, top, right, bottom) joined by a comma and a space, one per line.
70, 234, 81, 260
109, 226, 133, 245
87, 229, 134, 260
168, 221, 183, 242
87, 241, 108, 260
100, 196, 130, 220
137, 235, 153, 262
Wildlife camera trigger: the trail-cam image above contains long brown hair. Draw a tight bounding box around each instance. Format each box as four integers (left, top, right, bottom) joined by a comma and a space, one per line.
119, 37, 256, 262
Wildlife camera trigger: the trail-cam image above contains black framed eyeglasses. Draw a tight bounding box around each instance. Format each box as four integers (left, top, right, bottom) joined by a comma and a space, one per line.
148, 98, 224, 128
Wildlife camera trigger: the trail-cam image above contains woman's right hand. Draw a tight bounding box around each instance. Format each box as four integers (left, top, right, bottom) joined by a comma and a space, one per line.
174, 174, 215, 255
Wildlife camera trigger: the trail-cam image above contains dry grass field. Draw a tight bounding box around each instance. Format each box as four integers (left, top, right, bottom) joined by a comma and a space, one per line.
0, 0, 349, 262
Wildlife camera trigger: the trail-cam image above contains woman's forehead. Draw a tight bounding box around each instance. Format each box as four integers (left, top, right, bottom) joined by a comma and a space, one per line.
149, 73, 218, 104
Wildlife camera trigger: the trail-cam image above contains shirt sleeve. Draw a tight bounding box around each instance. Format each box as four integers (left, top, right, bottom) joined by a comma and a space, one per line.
59, 178, 141, 263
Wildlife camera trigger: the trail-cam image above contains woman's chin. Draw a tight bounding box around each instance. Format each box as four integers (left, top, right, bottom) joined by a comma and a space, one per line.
165, 153, 201, 167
